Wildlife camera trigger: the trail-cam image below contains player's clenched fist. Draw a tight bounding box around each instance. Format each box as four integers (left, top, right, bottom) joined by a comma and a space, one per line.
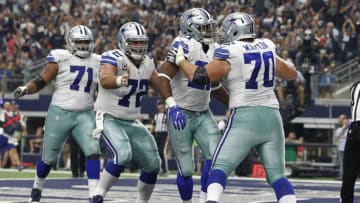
13, 86, 29, 99
116, 68, 130, 87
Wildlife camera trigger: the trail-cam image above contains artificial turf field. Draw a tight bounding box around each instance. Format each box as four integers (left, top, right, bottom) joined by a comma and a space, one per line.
0, 169, 359, 203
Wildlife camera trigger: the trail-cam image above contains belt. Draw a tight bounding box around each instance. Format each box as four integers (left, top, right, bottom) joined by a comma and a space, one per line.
180, 108, 209, 115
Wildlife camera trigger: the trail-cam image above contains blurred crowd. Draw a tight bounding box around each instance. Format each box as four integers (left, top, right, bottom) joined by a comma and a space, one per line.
0, 0, 359, 99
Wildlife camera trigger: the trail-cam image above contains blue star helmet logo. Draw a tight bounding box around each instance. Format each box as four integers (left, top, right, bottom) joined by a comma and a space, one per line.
187, 14, 195, 19
228, 17, 237, 25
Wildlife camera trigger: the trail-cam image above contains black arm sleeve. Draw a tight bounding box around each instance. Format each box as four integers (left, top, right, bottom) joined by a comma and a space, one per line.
192, 67, 209, 85
31, 75, 47, 90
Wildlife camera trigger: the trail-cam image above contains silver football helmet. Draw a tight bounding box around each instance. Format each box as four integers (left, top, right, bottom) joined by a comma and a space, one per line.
67, 25, 95, 58
118, 22, 149, 61
180, 8, 216, 45
221, 12, 256, 42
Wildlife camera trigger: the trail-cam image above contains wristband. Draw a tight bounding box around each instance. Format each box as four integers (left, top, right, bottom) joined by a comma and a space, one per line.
165, 97, 177, 108
116, 76, 123, 87
158, 73, 172, 81
211, 83, 222, 91
176, 55, 186, 66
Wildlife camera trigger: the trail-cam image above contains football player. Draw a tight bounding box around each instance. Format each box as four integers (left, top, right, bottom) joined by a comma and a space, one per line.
158, 8, 228, 203
13, 25, 101, 203
174, 12, 297, 203
90, 22, 161, 203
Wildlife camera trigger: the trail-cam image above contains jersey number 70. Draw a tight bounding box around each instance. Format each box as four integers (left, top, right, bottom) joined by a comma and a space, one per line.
244, 51, 275, 89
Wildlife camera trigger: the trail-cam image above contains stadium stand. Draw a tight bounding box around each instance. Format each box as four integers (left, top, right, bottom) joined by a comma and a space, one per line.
0, 0, 359, 177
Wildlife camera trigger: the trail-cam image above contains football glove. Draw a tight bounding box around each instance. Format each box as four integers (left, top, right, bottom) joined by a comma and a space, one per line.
175, 42, 186, 66
13, 86, 29, 99
166, 47, 177, 64
166, 41, 186, 65
168, 105, 186, 130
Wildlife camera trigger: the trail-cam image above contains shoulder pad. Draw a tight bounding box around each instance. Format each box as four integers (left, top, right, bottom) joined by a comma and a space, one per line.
47, 49, 72, 63
100, 49, 125, 67
262, 38, 276, 49
213, 47, 230, 60
90, 53, 102, 61
171, 37, 190, 55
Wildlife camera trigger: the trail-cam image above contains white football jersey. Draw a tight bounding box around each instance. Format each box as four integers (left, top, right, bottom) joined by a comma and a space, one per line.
47, 49, 100, 111
214, 38, 279, 109
94, 49, 155, 120
170, 36, 219, 111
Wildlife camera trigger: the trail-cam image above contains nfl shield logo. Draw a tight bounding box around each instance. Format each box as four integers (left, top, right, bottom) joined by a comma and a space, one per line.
122, 63, 128, 71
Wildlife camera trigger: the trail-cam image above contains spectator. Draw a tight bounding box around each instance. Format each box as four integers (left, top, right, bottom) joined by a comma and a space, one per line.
340, 16, 358, 62
1, 101, 24, 170
335, 114, 349, 180
276, 50, 306, 110
319, 58, 337, 98
285, 131, 304, 162
29, 126, 43, 154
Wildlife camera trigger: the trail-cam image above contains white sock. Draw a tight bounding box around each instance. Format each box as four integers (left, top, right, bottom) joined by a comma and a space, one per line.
95, 169, 119, 196
136, 179, 154, 203
32, 175, 45, 189
206, 183, 224, 202
198, 191, 207, 203
88, 179, 99, 197
100, 158, 104, 170
279, 194, 296, 203
65, 158, 71, 169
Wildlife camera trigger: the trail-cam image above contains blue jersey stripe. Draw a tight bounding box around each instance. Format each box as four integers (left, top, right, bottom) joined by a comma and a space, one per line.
100, 59, 118, 67
213, 48, 230, 59
101, 55, 117, 62
46, 55, 55, 62
172, 41, 189, 54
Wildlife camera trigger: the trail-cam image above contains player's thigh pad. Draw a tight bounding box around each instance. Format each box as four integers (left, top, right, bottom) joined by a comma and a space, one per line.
42, 105, 75, 164
128, 120, 160, 172
212, 107, 278, 176
72, 110, 100, 157
192, 112, 221, 159
101, 115, 132, 165
255, 108, 286, 184
168, 112, 197, 176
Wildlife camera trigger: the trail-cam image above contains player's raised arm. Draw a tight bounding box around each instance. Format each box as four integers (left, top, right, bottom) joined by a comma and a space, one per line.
275, 55, 297, 80
13, 61, 58, 99
149, 69, 160, 92
99, 58, 129, 89
158, 49, 179, 100
176, 44, 230, 85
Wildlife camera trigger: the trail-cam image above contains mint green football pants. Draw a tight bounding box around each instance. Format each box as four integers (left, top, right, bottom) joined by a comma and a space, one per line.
168, 109, 221, 176
212, 106, 286, 184
42, 105, 100, 165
